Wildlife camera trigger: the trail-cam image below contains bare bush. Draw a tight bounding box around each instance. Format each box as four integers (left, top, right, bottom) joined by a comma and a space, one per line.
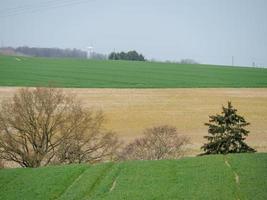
0, 159, 4, 169
119, 125, 189, 160
0, 87, 119, 167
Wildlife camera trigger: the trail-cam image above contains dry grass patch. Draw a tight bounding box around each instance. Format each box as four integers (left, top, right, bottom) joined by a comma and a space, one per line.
1, 88, 267, 155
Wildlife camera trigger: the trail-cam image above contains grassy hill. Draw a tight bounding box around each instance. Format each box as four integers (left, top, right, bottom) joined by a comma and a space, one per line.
0, 153, 266, 200
0, 55, 267, 88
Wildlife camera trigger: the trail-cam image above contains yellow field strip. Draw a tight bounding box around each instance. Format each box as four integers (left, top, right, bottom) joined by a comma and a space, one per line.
1, 88, 266, 155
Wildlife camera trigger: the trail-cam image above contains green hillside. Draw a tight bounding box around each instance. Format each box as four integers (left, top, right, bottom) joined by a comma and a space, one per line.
0, 55, 267, 88
0, 153, 266, 200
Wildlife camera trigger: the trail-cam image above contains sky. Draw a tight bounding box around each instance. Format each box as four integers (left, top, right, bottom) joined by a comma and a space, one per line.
0, 0, 267, 67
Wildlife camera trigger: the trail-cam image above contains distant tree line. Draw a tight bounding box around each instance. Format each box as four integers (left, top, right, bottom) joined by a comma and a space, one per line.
15, 46, 87, 58
164, 58, 199, 64
0, 46, 110, 60
179, 58, 198, 64
89, 52, 107, 60
108, 50, 145, 61
1, 47, 200, 64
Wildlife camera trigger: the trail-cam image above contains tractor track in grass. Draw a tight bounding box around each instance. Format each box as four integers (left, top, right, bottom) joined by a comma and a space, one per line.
224, 156, 241, 200
84, 163, 115, 199
109, 178, 117, 192
108, 164, 123, 193
55, 163, 115, 200
55, 167, 90, 200
224, 158, 240, 184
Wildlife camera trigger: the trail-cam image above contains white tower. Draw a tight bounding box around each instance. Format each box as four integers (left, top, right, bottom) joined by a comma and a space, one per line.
87, 46, 93, 59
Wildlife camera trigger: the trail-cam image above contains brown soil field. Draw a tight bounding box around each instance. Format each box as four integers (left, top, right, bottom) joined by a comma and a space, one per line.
0, 87, 267, 155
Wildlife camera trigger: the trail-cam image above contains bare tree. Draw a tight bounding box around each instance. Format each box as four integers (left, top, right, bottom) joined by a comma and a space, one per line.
119, 125, 189, 161
0, 87, 119, 167
56, 111, 120, 164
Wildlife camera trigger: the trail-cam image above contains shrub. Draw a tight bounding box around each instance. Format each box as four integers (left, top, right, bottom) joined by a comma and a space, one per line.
119, 125, 189, 160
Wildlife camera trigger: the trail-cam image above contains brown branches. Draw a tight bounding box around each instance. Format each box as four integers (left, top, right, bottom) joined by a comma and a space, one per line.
55, 111, 121, 164
0, 87, 191, 168
119, 125, 189, 161
0, 87, 119, 167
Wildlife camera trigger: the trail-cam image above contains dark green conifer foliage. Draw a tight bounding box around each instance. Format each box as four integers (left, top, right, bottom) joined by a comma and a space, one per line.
201, 102, 256, 155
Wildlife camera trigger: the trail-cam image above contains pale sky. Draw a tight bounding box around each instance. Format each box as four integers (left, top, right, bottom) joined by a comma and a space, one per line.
0, 0, 267, 66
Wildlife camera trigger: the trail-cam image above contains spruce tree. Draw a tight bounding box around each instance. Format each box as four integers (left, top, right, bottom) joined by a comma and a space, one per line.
201, 101, 256, 155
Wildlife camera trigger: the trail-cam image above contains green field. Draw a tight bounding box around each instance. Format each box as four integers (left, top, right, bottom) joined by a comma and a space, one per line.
0, 55, 267, 88
0, 153, 266, 200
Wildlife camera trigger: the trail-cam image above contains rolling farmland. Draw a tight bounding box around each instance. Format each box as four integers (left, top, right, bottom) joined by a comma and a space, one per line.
0, 55, 267, 199
0, 55, 267, 88
0, 55, 267, 154
0, 153, 266, 200
1, 1, 267, 200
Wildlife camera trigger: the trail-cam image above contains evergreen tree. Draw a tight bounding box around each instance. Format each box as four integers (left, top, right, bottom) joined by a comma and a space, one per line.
201, 102, 256, 155
108, 50, 145, 61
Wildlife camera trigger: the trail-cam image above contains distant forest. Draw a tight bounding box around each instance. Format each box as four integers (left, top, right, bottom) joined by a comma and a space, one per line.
0, 47, 198, 64
0, 47, 145, 61
0, 46, 88, 58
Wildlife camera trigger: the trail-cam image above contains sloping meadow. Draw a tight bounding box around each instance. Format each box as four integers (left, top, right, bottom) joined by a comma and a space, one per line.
0, 153, 266, 200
